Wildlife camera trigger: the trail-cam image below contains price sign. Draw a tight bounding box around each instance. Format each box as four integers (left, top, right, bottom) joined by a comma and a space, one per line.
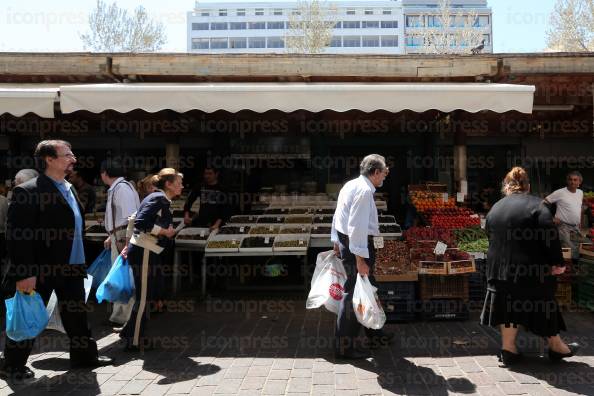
299, 240, 304, 245
442, 193, 449, 202
200, 230, 205, 237
456, 192, 465, 203
434, 241, 448, 255
373, 236, 384, 249
240, 226, 245, 233
265, 237, 270, 244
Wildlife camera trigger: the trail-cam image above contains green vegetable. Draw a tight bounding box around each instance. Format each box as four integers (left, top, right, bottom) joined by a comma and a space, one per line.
457, 238, 489, 253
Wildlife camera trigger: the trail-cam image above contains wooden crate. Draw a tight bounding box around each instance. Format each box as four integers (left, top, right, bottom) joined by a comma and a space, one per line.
556, 282, 572, 307
447, 259, 476, 275
580, 243, 594, 258
420, 275, 469, 301
419, 261, 448, 275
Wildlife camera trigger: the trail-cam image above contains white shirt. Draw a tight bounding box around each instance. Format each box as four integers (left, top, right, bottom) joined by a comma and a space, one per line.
546, 187, 583, 226
105, 177, 140, 232
331, 175, 380, 258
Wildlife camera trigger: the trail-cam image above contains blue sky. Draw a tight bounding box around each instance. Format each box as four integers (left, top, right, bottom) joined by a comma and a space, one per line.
0, 0, 555, 52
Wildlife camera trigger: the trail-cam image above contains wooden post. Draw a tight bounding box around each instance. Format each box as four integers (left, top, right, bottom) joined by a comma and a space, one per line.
453, 129, 467, 198
166, 143, 180, 170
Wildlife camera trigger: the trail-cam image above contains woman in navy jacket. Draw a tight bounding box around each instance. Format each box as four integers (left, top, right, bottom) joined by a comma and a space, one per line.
120, 168, 183, 351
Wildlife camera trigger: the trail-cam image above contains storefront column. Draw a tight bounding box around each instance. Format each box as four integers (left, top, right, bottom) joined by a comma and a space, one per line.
166, 143, 180, 169
453, 131, 467, 195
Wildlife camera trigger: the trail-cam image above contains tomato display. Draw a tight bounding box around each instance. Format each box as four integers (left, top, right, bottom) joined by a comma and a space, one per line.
424, 208, 481, 229
410, 191, 456, 212
403, 227, 456, 247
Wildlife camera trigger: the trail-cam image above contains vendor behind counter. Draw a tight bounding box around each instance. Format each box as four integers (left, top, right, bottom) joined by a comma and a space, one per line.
183, 167, 231, 231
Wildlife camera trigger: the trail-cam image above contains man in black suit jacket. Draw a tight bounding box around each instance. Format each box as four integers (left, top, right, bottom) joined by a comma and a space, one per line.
2, 140, 113, 380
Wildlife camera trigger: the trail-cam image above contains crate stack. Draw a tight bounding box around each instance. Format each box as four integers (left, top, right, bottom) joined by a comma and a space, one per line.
419, 275, 470, 320
377, 281, 417, 322
468, 257, 487, 305
554, 249, 576, 308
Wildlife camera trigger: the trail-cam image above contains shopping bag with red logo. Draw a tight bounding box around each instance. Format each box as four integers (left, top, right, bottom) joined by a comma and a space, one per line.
306, 250, 347, 314
352, 274, 386, 329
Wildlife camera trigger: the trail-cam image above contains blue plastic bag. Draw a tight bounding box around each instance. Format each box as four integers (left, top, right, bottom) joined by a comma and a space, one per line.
5, 291, 49, 342
87, 249, 113, 288
96, 255, 135, 304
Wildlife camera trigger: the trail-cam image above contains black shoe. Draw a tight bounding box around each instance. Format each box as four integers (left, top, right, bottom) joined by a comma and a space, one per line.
499, 349, 523, 367
0, 365, 34, 380
549, 342, 580, 362
335, 348, 371, 360
368, 331, 395, 349
70, 355, 115, 369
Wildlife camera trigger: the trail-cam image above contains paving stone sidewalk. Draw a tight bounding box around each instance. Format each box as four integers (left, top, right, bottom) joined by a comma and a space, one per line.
2, 295, 594, 396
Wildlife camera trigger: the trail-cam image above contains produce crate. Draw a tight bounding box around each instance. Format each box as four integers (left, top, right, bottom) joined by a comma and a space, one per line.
580, 243, 594, 258
418, 261, 448, 275
383, 300, 418, 323
447, 259, 476, 275
421, 299, 470, 321
375, 273, 419, 282
555, 282, 572, 307
576, 281, 594, 311
420, 275, 469, 302
376, 281, 416, 301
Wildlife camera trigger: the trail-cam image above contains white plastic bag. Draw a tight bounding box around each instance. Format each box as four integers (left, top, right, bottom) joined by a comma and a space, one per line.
306, 250, 347, 314
109, 297, 136, 325
352, 274, 386, 329
46, 274, 93, 334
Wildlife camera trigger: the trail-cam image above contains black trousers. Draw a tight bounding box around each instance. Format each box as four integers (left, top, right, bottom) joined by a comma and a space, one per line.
3, 265, 98, 368
335, 232, 383, 353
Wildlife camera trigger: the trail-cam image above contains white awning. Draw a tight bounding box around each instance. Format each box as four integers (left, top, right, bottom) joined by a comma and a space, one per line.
59, 83, 535, 114
0, 85, 58, 118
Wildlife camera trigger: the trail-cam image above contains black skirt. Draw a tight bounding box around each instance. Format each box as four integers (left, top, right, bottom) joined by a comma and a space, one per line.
480, 277, 566, 337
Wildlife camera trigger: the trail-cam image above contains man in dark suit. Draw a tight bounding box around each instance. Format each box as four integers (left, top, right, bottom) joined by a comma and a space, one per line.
1, 140, 113, 380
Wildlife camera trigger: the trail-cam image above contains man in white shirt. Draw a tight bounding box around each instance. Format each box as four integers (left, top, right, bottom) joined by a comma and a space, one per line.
545, 171, 585, 260
100, 159, 140, 327
331, 154, 392, 359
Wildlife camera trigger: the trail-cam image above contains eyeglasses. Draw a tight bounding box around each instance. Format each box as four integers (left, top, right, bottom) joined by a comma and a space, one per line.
57, 153, 76, 159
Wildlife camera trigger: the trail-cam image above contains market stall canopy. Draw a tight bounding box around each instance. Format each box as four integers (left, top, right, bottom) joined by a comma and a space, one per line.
0, 85, 59, 118
59, 83, 536, 114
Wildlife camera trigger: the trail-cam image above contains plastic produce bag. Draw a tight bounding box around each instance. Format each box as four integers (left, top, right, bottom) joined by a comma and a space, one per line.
96, 255, 135, 304
5, 291, 49, 341
87, 249, 113, 289
352, 274, 386, 329
306, 250, 347, 314
46, 275, 93, 334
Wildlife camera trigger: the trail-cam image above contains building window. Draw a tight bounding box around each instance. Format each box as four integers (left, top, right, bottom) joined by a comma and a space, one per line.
330, 36, 342, 47
483, 34, 490, 45
380, 21, 398, 28
267, 36, 285, 48
406, 15, 422, 27
230, 22, 247, 30
291, 9, 301, 16
362, 35, 380, 47
255, 8, 264, 16
365, 9, 373, 15
236, 9, 246, 16
249, 22, 266, 29
382, 9, 392, 15
346, 9, 356, 15
210, 22, 228, 30
427, 16, 442, 27
475, 15, 490, 27
210, 38, 228, 49
273, 9, 283, 15
191, 38, 209, 49
342, 21, 360, 29
248, 37, 266, 48
362, 21, 379, 28
229, 37, 247, 49
200, 11, 210, 17
267, 21, 285, 29
381, 35, 398, 47
192, 22, 209, 31
343, 36, 360, 47
406, 36, 423, 47
219, 9, 227, 16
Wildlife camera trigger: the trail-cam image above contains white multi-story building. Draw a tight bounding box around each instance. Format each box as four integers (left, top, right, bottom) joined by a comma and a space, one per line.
187, 1, 492, 54
402, 0, 492, 53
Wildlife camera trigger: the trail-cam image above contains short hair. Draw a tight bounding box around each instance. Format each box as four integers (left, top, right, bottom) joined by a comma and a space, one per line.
34, 140, 71, 170
359, 154, 387, 177
14, 169, 39, 185
567, 171, 583, 182
502, 167, 530, 195
100, 158, 125, 178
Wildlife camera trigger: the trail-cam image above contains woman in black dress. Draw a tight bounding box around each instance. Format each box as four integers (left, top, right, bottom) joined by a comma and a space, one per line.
480, 167, 579, 366
120, 168, 183, 351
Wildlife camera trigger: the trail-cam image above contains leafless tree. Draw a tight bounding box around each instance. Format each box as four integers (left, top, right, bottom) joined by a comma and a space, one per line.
80, 0, 166, 52
408, 0, 485, 54
285, 0, 337, 54
546, 0, 594, 51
